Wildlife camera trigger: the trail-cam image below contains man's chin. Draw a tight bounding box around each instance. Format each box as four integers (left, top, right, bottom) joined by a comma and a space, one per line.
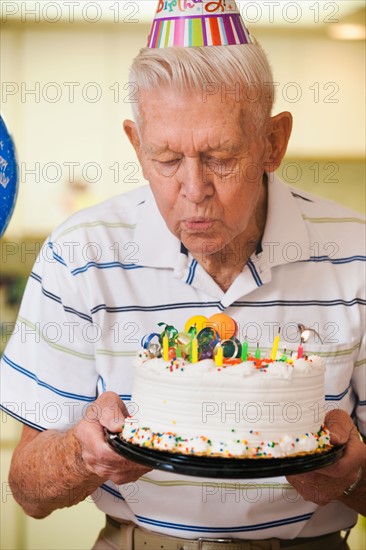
181, 234, 226, 258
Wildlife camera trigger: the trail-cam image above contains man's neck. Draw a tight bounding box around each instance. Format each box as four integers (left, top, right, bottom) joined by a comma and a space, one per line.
193, 177, 268, 293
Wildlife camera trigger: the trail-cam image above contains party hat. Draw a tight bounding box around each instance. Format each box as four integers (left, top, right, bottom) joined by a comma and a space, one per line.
147, 0, 252, 49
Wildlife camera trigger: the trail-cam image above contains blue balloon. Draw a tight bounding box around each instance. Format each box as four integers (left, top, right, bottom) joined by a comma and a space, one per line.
0, 116, 18, 237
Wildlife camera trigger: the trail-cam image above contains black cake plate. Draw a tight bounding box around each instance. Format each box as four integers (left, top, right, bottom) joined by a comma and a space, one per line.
106, 433, 344, 479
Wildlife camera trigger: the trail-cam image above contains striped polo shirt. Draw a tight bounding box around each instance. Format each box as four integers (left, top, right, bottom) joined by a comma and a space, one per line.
1, 173, 365, 539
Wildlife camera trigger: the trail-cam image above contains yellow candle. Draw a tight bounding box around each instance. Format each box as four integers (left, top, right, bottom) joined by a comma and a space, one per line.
271, 328, 281, 361
163, 334, 169, 361
191, 336, 198, 364
215, 346, 224, 367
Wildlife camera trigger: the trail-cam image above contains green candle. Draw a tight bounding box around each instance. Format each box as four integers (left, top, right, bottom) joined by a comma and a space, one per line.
280, 346, 288, 362
241, 338, 248, 361
255, 342, 261, 360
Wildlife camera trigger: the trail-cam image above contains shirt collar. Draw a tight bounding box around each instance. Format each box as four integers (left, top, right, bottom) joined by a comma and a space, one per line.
259, 173, 311, 270
134, 186, 183, 269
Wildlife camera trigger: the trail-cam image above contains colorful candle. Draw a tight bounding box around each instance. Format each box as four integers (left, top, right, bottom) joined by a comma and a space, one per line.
255, 342, 261, 360
163, 333, 169, 361
241, 338, 248, 361
270, 327, 281, 361
215, 346, 224, 367
297, 338, 304, 359
191, 336, 199, 364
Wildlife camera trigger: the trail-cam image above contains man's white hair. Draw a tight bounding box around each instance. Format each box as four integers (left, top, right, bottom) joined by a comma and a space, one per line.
129, 41, 275, 130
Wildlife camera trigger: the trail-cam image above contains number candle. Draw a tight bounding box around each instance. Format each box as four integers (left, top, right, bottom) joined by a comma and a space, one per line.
270, 327, 281, 361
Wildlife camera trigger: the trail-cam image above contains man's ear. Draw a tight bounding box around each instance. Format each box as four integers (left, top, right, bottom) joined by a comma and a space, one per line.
264, 111, 293, 173
124, 119, 141, 155
124, 120, 148, 179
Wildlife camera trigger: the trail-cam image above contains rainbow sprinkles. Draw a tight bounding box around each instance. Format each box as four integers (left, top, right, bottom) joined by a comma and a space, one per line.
122, 316, 332, 459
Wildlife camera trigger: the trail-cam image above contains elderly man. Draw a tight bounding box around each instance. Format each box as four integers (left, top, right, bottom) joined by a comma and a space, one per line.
1, 2, 365, 549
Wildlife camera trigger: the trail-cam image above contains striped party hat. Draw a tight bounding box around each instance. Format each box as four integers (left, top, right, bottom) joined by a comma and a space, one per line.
147, 0, 252, 48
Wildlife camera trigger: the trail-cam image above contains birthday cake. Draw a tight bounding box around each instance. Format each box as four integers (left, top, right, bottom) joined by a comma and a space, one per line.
122, 315, 331, 459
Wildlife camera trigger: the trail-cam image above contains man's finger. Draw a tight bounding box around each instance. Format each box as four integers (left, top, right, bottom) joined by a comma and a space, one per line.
324, 409, 354, 445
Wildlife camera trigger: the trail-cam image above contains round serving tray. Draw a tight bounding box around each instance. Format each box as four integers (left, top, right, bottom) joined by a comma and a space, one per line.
107, 433, 344, 479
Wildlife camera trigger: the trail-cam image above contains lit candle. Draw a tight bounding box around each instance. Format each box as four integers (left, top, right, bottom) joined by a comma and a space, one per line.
270, 327, 281, 361
191, 336, 199, 364
255, 342, 261, 360
215, 346, 224, 367
297, 337, 304, 359
241, 338, 248, 361
163, 334, 169, 361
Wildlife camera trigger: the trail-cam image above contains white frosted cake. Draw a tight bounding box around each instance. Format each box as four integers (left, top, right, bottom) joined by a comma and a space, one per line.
122, 352, 331, 459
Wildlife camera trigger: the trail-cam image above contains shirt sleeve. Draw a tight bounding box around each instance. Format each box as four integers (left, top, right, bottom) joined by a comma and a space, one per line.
0, 237, 99, 432
352, 333, 366, 437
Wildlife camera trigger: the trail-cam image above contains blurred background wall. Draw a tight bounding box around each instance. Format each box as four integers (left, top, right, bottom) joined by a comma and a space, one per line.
1, 1, 365, 549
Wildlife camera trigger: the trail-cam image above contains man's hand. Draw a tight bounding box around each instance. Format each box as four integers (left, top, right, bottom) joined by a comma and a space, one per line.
286, 409, 366, 514
73, 391, 151, 485
9, 392, 151, 518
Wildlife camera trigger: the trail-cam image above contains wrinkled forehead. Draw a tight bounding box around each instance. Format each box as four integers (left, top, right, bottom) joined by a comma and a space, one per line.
137, 86, 259, 151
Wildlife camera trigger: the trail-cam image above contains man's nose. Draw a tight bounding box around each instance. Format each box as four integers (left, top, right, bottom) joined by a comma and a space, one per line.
178, 157, 214, 203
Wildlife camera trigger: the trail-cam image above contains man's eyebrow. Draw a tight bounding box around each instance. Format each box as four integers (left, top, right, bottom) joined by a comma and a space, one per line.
203, 143, 244, 155
205, 145, 242, 154
145, 145, 175, 155
146, 143, 243, 156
